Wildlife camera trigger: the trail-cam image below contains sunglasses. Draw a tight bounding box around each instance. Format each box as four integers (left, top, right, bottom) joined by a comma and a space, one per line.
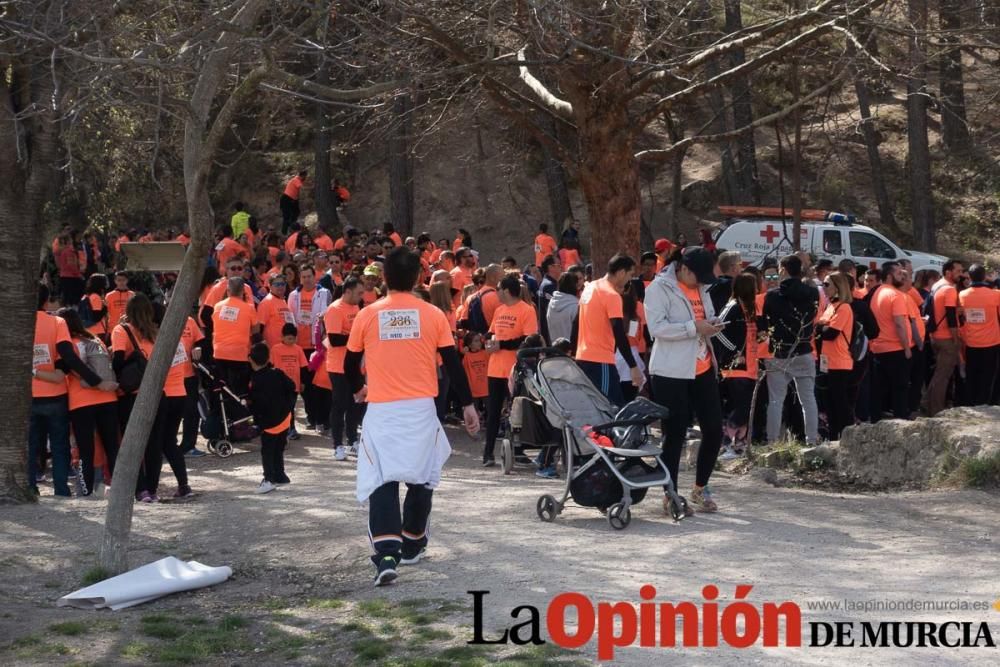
228, 265, 244, 271
765, 274, 779, 280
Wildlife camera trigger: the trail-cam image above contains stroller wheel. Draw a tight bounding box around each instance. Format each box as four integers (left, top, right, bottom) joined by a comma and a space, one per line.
215, 440, 234, 458
501, 438, 514, 475
536, 494, 559, 522
607, 503, 631, 530
206, 441, 217, 454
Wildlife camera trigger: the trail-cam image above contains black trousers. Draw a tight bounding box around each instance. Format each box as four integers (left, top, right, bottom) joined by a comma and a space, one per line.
368, 481, 433, 563
908, 345, 926, 415
851, 356, 870, 423
60, 276, 84, 307
651, 370, 723, 491
279, 194, 300, 235
825, 369, 853, 440
181, 375, 200, 452
137, 395, 189, 495
484, 377, 509, 462
214, 359, 250, 396
260, 429, 288, 483
965, 345, 1000, 406
69, 401, 120, 494
870, 350, 911, 421
300, 353, 326, 427
721, 377, 754, 440
329, 372, 362, 447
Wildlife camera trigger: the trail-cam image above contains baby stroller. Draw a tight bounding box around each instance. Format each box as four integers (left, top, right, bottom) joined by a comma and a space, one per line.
194, 362, 257, 458
499, 348, 564, 474
520, 348, 689, 530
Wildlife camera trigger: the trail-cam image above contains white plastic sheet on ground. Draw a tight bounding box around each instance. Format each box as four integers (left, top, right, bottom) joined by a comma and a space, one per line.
57, 557, 232, 611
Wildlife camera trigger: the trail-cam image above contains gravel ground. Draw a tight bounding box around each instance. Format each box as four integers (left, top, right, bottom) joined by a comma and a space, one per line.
1, 421, 998, 665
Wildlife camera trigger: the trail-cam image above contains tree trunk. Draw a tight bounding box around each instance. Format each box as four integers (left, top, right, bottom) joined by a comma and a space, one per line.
314, 15, 337, 234
854, 74, 902, 236
724, 0, 761, 204
389, 93, 414, 237
575, 104, 642, 270
789, 63, 804, 251
537, 110, 574, 228
907, 0, 936, 251
938, 0, 971, 152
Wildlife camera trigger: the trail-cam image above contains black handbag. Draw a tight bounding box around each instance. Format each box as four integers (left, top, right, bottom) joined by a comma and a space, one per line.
117, 324, 148, 394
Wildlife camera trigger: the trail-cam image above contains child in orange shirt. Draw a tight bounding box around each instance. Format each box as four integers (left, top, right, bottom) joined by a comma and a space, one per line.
462, 332, 489, 415
269, 323, 308, 440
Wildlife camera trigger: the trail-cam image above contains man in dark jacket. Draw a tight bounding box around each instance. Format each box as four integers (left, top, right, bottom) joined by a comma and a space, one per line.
248, 343, 297, 494
536, 254, 562, 342
708, 250, 742, 314
759, 254, 820, 444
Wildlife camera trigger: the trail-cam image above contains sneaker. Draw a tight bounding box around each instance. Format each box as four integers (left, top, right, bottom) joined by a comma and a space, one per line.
35, 473, 48, 483
718, 446, 740, 461
662, 494, 695, 518
256, 480, 276, 495
173, 486, 194, 499
138, 491, 153, 503
288, 431, 301, 441
305, 422, 316, 430
532, 453, 544, 468
273, 475, 291, 485
482, 459, 496, 468
148, 494, 160, 503
374, 556, 398, 586
535, 466, 558, 479
334, 446, 347, 461
399, 548, 426, 566
185, 448, 207, 458
347, 444, 358, 457
690, 486, 718, 512
686, 427, 701, 440
514, 454, 532, 465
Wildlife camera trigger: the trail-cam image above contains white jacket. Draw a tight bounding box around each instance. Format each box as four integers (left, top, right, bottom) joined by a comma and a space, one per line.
644, 264, 718, 380
287, 286, 332, 348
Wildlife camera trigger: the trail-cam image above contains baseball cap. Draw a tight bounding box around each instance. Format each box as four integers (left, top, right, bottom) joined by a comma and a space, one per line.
654, 238, 674, 254
363, 263, 382, 277
681, 246, 716, 285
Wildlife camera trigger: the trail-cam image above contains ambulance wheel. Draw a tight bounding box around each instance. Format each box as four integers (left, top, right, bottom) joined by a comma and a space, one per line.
215, 440, 233, 458
537, 495, 558, 522
501, 438, 514, 474
607, 503, 631, 530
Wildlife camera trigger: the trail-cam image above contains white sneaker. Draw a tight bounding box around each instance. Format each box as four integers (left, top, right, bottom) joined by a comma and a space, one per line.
718, 447, 740, 461
334, 446, 347, 461
347, 444, 358, 457
256, 480, 276, 494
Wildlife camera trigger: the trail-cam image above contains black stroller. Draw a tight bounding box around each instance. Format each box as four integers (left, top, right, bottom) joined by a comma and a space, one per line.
194, 362, 257, 458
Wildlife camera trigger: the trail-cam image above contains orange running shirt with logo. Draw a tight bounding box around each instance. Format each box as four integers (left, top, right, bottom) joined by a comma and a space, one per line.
904, 289, 926, 346
257, 293, 294, 348
929, 280, 959, 341
819, 303, 854, 371
105, 289, 134, 331
575, 277, 624, 365
487, 300, 538, 379
295, 288, 316, 349
204, 279, 253, 309
212, 297, 258, 361
179, 316, 205, 379
324, 298, 360, 373
869, 285, 909, 353
680, 283, 713, 376
346, 292, 455, 403
271, 342, 308, 392
33, 312, 71, 398
959, 286, 1000, 349
534, 233, 558, 266
462, 349, 489, 398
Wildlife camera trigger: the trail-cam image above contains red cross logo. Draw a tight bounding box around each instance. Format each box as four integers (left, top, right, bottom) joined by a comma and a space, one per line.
760, 225, 780, 243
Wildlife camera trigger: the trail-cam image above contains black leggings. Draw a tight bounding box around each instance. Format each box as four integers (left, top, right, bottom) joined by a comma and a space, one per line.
329, 372, 362, 447
137, 395, 189, 495
69, 401, 120, 493
651, 370, 723, 490
181, 375, 200, 451
825, 369, 853, 440
484, 377, 509, 462
965, 345, 999, 406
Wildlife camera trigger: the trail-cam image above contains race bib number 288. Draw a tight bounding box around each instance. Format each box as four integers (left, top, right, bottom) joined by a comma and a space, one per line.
378, 309, 421, 341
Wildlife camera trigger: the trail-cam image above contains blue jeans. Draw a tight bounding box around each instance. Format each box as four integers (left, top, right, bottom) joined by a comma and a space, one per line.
29, 396, 71, 496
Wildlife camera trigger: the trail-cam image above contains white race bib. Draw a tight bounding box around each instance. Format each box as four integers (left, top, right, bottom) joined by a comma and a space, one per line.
697, 337, 709, 361
628, 320, 639, 338
171, 342, 188, 367
214, 241, 225, 252
33, 344, 52, 369
534, 243, 542, 253
282, 310, 296, 325
819, 354, 829, 373
378, 309, 421, 341
966, 308, 986, 325
299, 310, 314, 326
219, 306, 239, 322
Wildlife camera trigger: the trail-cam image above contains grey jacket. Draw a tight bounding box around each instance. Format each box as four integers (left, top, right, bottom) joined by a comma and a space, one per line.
644, 264, 718, 379
546, 290, 579, 344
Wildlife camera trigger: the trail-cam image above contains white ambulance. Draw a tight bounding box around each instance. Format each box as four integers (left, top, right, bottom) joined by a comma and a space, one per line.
713, 207, 946, 273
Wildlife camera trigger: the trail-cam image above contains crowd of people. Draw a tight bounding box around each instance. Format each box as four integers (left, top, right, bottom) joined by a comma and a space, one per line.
31, 175, 1000, 584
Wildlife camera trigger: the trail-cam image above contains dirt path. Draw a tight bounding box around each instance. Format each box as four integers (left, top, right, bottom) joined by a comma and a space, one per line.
2, 424, 999, 665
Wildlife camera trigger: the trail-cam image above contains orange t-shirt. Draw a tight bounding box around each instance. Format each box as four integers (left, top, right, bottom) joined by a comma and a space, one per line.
283, 175, 304, 200
362, 289, 378, 308
346, 291, 455, 403
959, 286, 1000, 349
853, 287, 868, 301
721, 306, 758, 381
212, 297, 258, 361
257, 294, 294, 348
314, 234, 335, 251
451, 266, 473, 294
905, 290, 925, 346
111, 324, 154, 396
270, 342, 308, 392
33, 312, 71, 398
296, 288, 317, 349
559, 248, 582, 269
680, 283, 713, 376
627, 301, 647, 354
179, 316, 204, 379
929, 280, 959, 340
284, 232, 300, 254
176, 233, 190, 247
487, 300, 538, 379
215, 237, 245, 268
324, 298, 360, 373
105, 289, 134, 331
462, 349, 489, 398
464, 287, 500, 327
312, 348, 333, 391
67, 337, 117, 410
390, 232, 403, 247
534, 233, 558, 267
819, 303, 854, 371
575, 277, 624, 365
870, 285, 909, 354
85, 293, 108, 338
204, 279, 253, 309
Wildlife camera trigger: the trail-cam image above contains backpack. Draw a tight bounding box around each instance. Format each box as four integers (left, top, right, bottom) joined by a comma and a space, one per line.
921, 285, 945, 334
466, 288, 495, 334
840, 316, 869, 362
116, 325, 148, 394
77, 337, 114, 387
850, 298, 879, 344
77, 295, 99, 328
